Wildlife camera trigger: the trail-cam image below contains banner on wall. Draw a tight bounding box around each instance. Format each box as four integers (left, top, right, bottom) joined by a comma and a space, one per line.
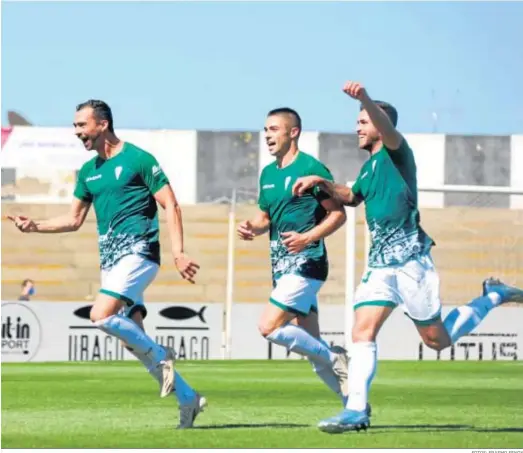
2, 301, 521, 362
230, 304, 522, 361
1, 302, 223, 363
1, 127, 197, 204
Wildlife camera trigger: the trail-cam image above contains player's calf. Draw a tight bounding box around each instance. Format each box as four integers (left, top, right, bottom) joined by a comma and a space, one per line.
92, 294, 175, 397
416, 319, 451, 352
260, 305, 335, 367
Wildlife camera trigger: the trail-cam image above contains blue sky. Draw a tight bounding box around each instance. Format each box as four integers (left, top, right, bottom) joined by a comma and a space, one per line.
2, 1, 522, 135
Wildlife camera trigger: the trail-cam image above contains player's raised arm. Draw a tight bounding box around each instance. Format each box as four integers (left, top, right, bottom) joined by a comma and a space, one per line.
292, 176, 362, 207
343, 81, 403, 151
7, 197, 91, 233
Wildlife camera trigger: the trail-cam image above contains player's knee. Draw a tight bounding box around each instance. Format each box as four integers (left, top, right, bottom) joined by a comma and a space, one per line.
352, 324, 378, 342
89, 305, 105, 323
422, 335, 450, 351
258, 321, 276, 338
89, 305, 116, 323
418, 322, 451, 351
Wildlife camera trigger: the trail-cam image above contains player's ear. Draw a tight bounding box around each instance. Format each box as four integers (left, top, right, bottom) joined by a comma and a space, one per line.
290, 127, 300, 140
99, 119, 109, 132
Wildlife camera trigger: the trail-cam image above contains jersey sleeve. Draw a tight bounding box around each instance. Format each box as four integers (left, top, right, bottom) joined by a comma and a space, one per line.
138, 152, 170, 194
73, 164, 93, 203
258, 172, 269, 212
386, 136, 413, 165
351, 169, 364, 199
309, 160, 334, 202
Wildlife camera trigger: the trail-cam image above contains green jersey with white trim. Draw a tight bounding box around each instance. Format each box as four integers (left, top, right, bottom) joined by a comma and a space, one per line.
74, 142, 169, 271
258, 151, 334, 283
352, 139, 435, 268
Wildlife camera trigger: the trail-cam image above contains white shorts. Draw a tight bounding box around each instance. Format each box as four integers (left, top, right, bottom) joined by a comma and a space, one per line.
100, 254, 159, 319
270, 274, 324, 316
354, 253, 442, 325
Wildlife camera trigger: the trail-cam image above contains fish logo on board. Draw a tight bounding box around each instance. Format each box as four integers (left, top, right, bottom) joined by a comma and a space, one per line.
159, 306, 207, 324
73, 305, 93, 320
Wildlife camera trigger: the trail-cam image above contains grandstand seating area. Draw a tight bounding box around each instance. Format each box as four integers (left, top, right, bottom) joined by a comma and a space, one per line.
2, 202, 522, 305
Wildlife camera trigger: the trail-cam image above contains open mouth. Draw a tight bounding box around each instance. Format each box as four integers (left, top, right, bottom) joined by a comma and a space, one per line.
80, 137, 91, 148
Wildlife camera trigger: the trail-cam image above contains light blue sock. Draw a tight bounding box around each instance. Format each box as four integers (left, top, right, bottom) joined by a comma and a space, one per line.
308, 338, 342, 399
443, 294, 500, 344
266, 323, 334, 366
174, 372, 197, 406
95, 314, 166, 364
126, 346, 196, 405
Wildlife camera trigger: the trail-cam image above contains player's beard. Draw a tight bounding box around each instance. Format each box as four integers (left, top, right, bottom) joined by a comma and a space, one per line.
360, 136, 378, 153
360, 139, 373, 152
82, 133, 101, 151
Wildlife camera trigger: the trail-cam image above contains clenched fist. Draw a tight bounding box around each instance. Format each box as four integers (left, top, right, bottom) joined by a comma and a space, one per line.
342, 81, 368, 101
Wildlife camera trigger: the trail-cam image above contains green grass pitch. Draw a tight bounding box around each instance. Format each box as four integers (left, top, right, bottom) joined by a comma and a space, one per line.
2, 360, 522, 448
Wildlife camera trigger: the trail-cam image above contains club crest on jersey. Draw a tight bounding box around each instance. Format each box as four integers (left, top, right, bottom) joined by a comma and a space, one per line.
152, 165, 161, 177
114, 166, 123, 180
284, 176, 292, 190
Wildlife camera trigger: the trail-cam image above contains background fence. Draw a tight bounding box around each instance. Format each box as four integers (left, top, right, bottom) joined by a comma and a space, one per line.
2, 127, 523, 362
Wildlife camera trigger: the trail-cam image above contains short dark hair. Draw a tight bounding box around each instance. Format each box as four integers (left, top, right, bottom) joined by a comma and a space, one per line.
76, 99, 114, 133
267, 107, 302, 137
21, 279, 33, 288
360, 100, 398, 127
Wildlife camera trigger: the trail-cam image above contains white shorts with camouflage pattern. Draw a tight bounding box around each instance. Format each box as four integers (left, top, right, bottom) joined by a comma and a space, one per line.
354, 253, 442, 325
100, 254, 159, 319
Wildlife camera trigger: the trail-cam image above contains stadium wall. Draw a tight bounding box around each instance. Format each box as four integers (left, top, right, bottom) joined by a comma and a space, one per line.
2, 301, 521, 363
2, 126, 522, 208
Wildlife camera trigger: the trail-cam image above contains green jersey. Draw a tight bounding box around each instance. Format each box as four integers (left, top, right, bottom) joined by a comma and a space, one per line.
352, 139, 434, 268
74, 142, 169, 271
258, 151, 334, 284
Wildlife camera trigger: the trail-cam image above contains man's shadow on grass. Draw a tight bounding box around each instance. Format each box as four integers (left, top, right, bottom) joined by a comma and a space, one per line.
368, 424, 523, 434
194, 423, 309, 430
195, 423, 523, 433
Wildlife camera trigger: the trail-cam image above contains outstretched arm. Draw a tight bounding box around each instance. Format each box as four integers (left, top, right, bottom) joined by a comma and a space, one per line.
318, 180, 363, 208
8, 197, 91, 233
292, 176, 362, 207
281, 197, 347, 254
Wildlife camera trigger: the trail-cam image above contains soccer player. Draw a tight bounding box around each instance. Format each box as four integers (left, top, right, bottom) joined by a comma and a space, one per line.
237, 107, 354, 408
292, 82, 523, 433
8, 100, 206, 429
